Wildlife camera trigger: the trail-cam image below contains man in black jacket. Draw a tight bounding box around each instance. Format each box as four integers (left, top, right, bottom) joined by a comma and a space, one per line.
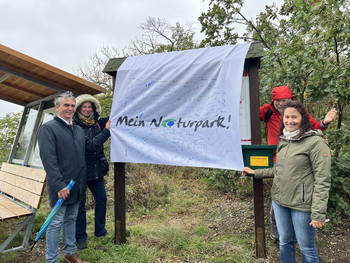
38, 91, 89, 263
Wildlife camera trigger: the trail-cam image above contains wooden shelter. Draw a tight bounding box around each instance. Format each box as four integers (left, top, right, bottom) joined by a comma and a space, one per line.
0, 44, 106, 167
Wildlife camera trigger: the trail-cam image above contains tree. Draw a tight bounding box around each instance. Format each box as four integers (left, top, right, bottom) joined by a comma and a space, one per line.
76, 45, 120, 117
128, 17, 198, 55
200, 0, 350, 220
76, 45, 119, 93
0, 112, 21, 163
77, 17, 198, 115
199, 0, 350, 128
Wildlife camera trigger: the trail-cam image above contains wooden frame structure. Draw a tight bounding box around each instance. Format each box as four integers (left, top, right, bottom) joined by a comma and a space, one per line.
0, 44, 106, 168
0, 44, 106, 252
103, 42, 267, 258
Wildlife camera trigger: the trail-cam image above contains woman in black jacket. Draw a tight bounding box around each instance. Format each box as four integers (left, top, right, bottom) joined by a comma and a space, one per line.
73, 94, 110, 249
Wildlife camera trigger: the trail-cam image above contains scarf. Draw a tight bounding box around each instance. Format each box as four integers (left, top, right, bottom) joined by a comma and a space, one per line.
77, 111, 95, 126
283, 128, 301, 139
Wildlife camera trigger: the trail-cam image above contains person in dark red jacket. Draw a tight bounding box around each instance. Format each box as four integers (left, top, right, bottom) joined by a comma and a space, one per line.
260, 85, 337, 146
260, 85, 337, 241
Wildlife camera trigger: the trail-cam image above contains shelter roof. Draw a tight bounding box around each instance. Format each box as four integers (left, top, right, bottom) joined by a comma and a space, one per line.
0, 44, 106, 106
102, 42, 264, 76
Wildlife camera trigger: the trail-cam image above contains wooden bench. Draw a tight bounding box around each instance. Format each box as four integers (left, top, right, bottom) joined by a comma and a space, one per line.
0, 163, 46, 253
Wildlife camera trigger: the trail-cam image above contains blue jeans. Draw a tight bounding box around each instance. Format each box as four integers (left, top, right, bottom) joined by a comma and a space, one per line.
46, 202, 79, 263
272, 201, 318, 263
76, 177, 107, 243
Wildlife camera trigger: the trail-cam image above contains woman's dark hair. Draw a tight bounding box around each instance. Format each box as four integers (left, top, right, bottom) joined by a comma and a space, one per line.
279, 101, 313, 137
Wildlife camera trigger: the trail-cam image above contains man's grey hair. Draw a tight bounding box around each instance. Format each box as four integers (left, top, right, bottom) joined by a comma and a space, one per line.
54, 91, 76, 106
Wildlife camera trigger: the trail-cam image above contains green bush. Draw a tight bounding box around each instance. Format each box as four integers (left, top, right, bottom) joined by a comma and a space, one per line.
327, 154, 350, 222
125, 164, 170, 212
0, 112, 21, 163
199, 168, 253, 197
327, 128, 350, 222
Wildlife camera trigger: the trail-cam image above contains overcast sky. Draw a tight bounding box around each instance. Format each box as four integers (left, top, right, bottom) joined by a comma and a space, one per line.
0, 0, 283, 117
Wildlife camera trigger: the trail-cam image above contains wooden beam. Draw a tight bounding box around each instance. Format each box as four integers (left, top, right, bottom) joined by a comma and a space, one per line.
0, 44, 106, 93
0, 65, 66, 94
248, 57, 261, 145
0, 95, 26, 106
0, 195, 33, 220
0, 73, 10, 83
247, 57, 266, 259
0, 82, 45, 98
114, 162, 126, 244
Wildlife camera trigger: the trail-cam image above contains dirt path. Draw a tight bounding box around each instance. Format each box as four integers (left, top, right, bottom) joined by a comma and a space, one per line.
207, 193, 350, 263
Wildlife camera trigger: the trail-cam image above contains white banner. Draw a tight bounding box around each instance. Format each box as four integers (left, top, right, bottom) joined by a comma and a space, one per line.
110, 43, 251, 170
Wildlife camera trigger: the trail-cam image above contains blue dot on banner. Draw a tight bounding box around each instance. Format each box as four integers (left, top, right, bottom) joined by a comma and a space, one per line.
167, 121, 175, 127
162, 119, 177, 128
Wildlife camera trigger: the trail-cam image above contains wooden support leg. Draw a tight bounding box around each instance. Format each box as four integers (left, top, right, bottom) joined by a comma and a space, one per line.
253, 178, 266, 259
114, 162, 126, 244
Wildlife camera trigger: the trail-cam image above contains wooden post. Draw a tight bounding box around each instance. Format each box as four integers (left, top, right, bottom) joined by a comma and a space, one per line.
114, 162, 126, 244
247, 57, 266, 259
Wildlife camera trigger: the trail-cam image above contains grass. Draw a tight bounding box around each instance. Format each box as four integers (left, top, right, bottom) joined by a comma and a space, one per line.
0, 164, 262, 262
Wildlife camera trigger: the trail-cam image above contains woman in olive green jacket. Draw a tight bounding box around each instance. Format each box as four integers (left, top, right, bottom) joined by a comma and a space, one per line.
242, 101, 332, 263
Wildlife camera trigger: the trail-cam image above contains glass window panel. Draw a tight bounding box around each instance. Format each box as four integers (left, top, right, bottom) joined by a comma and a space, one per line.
12, 105, 39, 165
28, 101, 56, 168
